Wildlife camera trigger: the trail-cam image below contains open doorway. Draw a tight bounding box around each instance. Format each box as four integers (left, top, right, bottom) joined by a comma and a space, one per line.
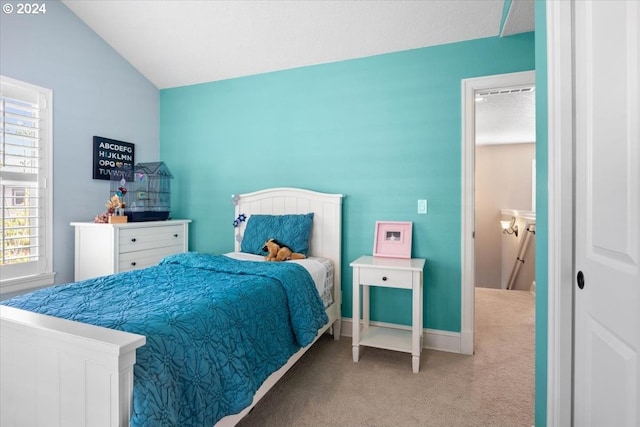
474, 86, 536, 291
461, 70, 537, 423
460, 70, 535, 354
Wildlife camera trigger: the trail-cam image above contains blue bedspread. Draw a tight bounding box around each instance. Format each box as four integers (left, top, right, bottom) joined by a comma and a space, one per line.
2, 252, 329, 426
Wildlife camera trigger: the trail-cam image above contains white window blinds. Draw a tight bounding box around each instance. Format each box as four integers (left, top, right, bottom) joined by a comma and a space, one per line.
1, 76, 53, 284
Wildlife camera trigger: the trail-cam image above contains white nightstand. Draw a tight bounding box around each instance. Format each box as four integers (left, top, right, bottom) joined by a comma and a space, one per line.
350, 255, 426, 373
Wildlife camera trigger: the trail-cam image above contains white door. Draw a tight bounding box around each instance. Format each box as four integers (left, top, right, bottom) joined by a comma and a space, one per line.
574, 1, 640, 426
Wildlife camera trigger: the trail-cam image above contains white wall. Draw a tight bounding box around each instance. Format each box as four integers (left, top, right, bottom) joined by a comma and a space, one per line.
0, 0, 159, 286
475, 143, 535, 288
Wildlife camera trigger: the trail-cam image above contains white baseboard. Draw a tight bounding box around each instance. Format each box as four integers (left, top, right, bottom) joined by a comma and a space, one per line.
340, 318, 463, 354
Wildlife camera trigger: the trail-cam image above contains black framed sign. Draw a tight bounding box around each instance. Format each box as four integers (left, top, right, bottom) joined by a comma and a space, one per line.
92, 136, 135, 181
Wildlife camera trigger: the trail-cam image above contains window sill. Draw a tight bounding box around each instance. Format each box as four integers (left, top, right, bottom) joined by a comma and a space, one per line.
0, 272, 56, 298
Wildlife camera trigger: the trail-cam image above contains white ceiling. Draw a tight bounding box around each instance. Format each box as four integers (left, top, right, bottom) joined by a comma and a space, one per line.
61, 0, 535, 143
476, 87, 536, 145
62, 0, 534, 89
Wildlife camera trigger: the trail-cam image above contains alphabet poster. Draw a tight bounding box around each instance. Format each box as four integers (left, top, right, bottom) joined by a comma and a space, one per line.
92, 136, 135, 181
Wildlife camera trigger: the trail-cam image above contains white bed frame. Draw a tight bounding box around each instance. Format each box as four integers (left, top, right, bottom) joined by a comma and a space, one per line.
0, 187, 343, 427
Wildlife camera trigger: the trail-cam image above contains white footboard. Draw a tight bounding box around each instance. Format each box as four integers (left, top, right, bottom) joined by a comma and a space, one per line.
0, 306, 145, 427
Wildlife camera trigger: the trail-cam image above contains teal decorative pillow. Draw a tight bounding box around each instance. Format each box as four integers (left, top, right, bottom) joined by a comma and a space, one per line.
241, 213, 314, 256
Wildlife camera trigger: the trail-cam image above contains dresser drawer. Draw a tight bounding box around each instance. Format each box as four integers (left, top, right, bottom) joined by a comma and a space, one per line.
119, 225, 185, 253
358, 267, 413, 289
119, 245, 184, 272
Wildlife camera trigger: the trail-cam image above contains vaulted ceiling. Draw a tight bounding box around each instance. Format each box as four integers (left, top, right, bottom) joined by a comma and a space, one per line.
62, 0, 534, 89
61, 0, 535, 144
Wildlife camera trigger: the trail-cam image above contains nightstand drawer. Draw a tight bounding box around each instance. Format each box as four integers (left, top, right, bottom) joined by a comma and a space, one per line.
359, 268, 413, 289
119, 225, 184, 253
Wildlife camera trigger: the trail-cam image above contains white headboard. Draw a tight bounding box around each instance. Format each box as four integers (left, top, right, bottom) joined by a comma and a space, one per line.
232, 187, 344, 293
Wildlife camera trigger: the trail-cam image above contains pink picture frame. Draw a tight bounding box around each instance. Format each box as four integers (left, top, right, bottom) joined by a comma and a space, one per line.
373, 221, 413, 259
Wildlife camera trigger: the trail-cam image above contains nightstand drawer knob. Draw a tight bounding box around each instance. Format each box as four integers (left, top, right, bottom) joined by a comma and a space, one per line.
131, 262, 137, 266
174, 234, 178, 238
131, 238, 137, 242
382, 276, 387, 281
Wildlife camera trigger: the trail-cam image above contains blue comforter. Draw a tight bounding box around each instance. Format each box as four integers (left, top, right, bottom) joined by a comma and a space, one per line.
2, 253, 329, 426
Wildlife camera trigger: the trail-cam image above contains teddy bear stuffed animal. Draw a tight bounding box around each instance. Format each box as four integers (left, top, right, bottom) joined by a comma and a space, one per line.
262, 238, 306, 261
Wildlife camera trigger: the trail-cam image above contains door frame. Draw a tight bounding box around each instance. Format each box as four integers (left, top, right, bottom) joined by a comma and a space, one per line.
546, 1, 574, 426
460, 70, 536, 355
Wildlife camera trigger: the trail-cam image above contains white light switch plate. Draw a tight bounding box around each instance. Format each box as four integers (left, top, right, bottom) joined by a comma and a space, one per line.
418, 199, 427, 214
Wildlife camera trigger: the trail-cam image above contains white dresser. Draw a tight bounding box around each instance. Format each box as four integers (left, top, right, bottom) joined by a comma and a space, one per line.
71, 220, 191, 281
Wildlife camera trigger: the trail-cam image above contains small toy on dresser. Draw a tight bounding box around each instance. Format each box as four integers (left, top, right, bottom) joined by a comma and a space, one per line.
94, 194, 127, 223
262, 239, 306, 261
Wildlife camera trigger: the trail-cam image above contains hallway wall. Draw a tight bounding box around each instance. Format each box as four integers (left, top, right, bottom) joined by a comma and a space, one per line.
475, 143, 535, 288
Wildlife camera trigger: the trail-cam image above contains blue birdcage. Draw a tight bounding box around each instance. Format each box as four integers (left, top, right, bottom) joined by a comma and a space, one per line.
112, 162, 174, 222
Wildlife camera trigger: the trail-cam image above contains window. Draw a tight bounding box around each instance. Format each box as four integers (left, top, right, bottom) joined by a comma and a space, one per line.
1, 76, 54, 292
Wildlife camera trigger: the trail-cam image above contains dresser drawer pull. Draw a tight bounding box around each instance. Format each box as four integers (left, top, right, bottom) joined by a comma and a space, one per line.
382, 276, 387, 281
131, 238, 137, 242
131, 262, 137, 266
174, 234, 178, 238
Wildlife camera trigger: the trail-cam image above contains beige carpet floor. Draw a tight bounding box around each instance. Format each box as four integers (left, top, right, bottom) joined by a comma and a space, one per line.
237, 287, 535, 427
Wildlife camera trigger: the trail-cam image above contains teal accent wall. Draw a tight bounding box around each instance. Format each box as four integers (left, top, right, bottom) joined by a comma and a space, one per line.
160, 33, 535, 332
534, 1, 548, 425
